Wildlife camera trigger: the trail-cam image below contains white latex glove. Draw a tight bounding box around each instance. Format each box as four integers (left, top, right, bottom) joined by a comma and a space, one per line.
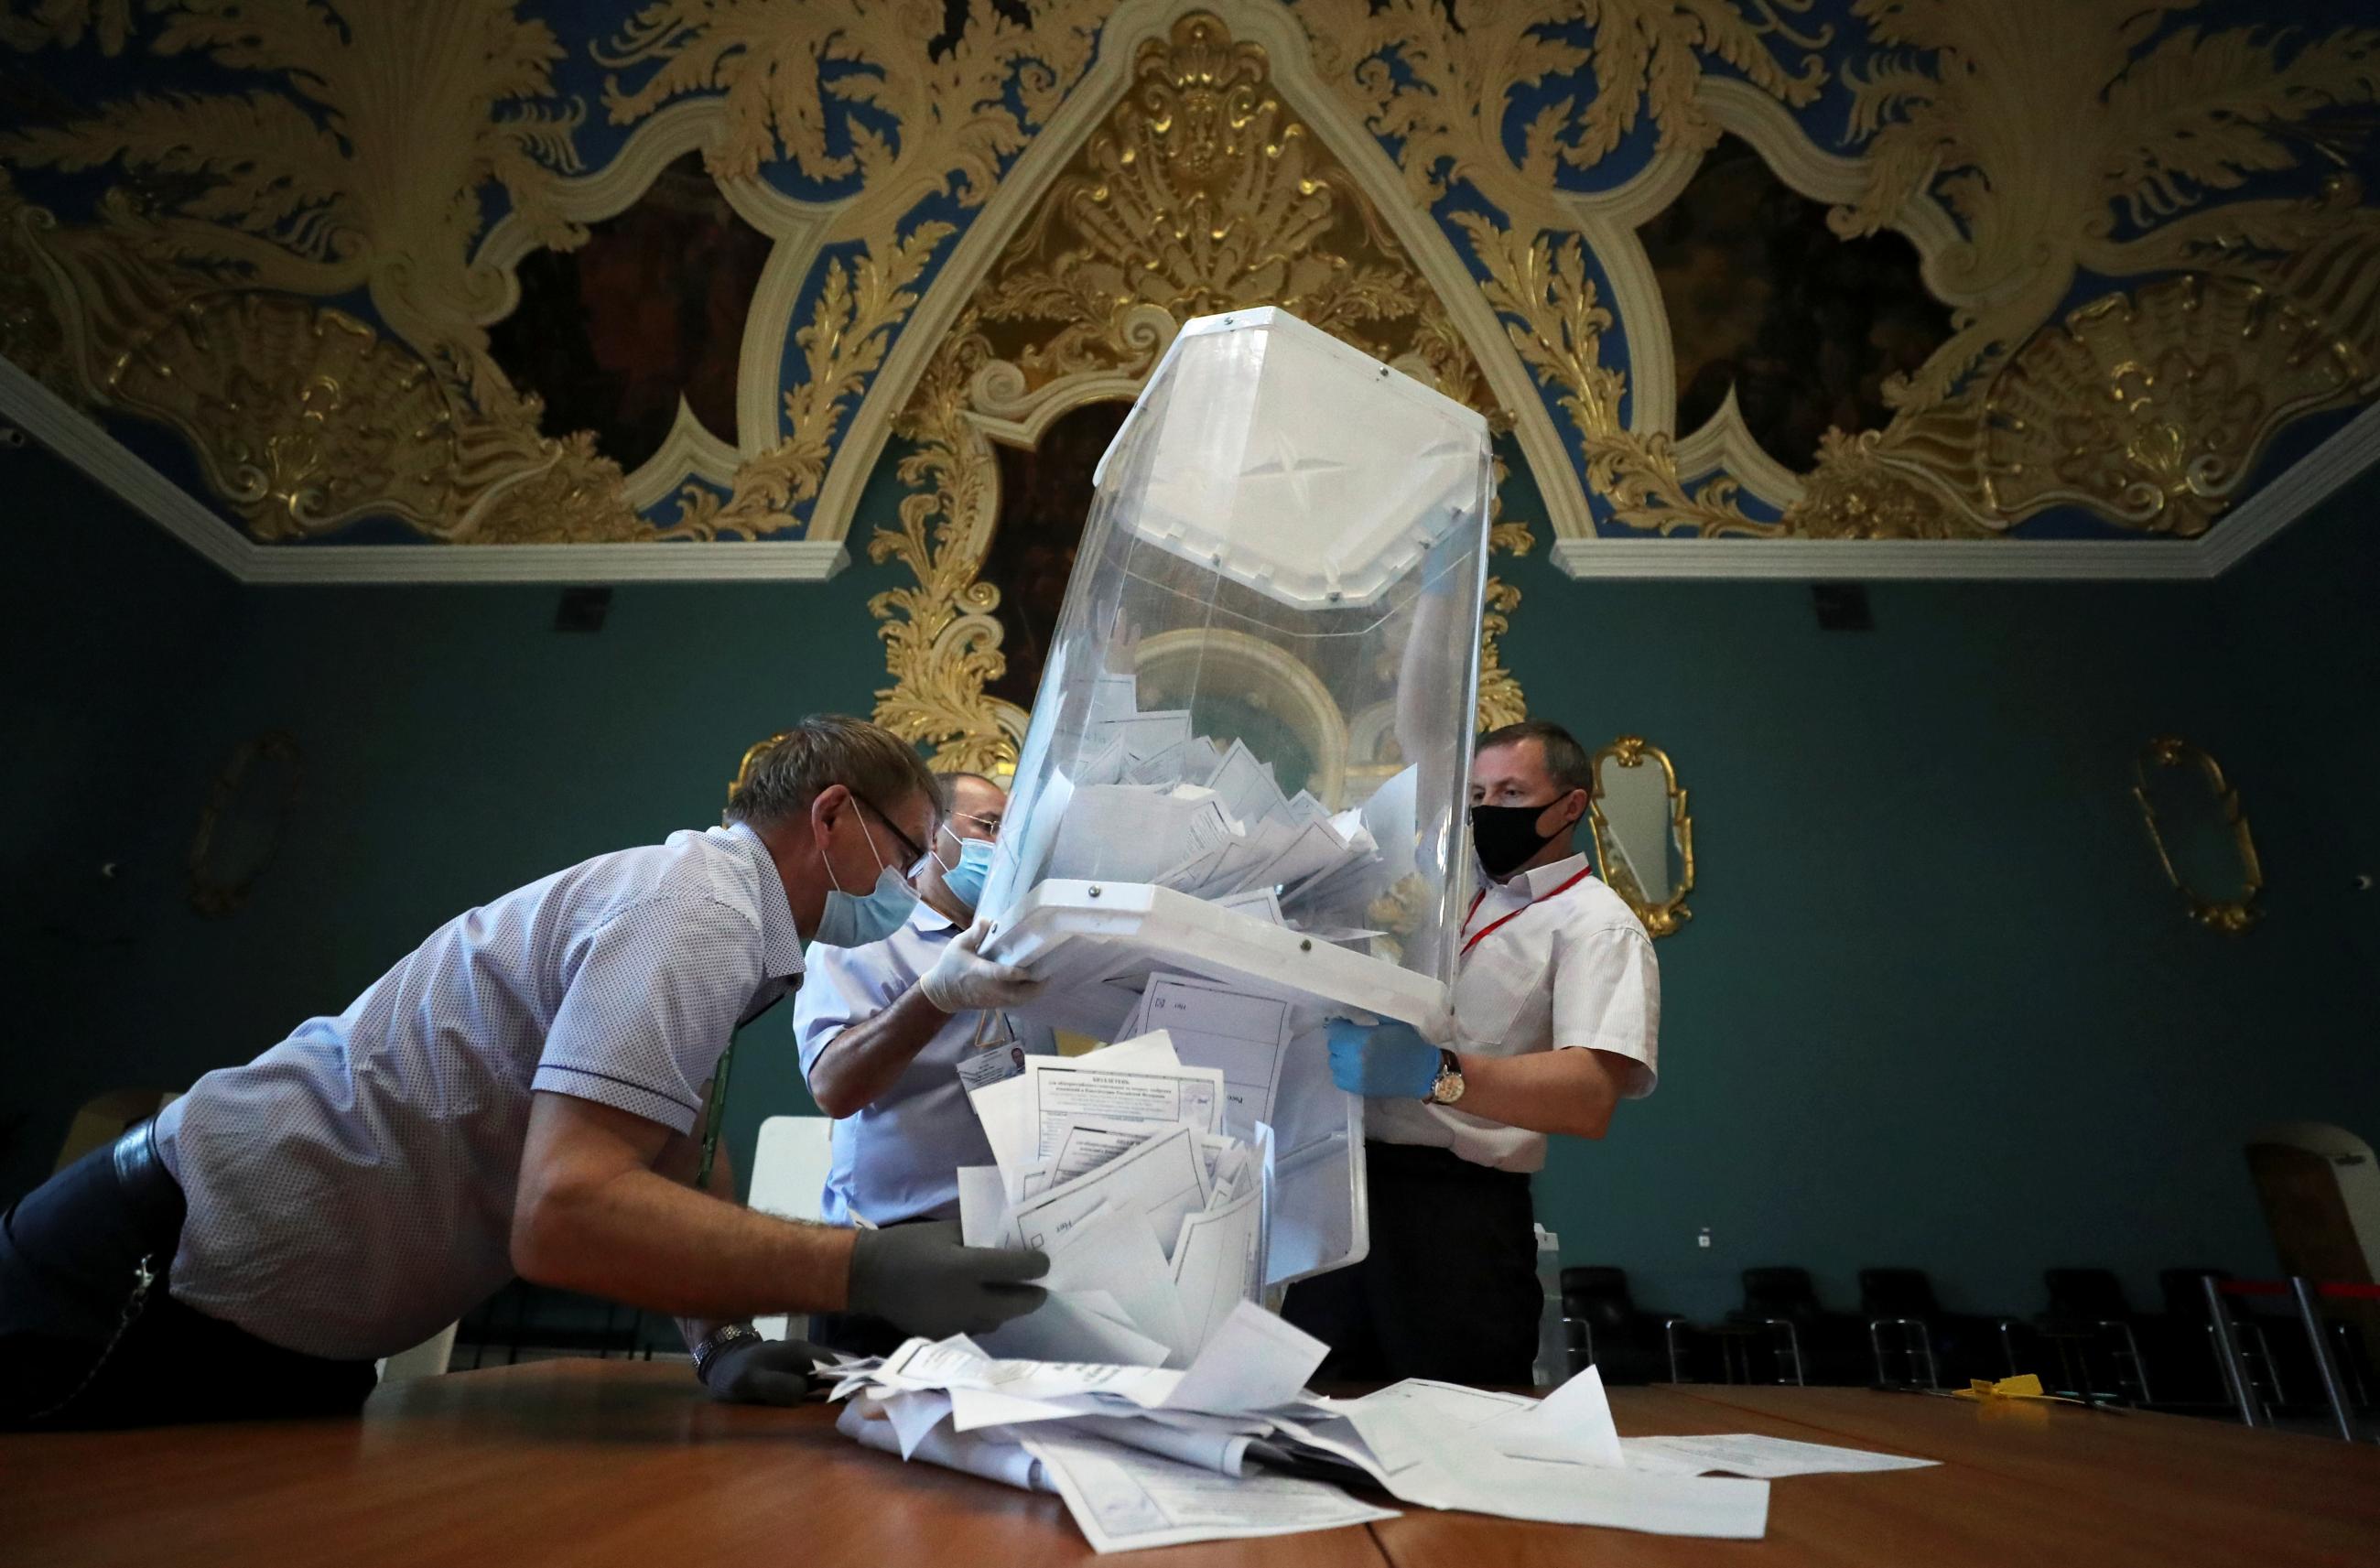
918, 920, 1043, 1013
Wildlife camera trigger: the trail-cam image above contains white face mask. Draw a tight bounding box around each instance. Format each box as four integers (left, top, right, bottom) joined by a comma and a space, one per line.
814, 802, 919, 947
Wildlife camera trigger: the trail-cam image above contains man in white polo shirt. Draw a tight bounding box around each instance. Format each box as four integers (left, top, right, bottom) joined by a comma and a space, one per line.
1284, 719, 1660, 1385
0, 718, 1049, 1429
794, 772, 1047, 1352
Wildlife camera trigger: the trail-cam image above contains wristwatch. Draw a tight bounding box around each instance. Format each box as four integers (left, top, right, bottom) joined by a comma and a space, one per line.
1423, 1048, 1466, 1106
690, 1322, 761, 1380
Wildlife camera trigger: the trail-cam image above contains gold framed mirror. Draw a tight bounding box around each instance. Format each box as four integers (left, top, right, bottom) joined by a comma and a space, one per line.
2133, 735, 2262, 933
187, 730, 302, 918
1587, 736, 1694, 938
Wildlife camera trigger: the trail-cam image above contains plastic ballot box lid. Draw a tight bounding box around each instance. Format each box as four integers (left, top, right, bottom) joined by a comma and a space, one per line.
1094, 307, 1487, 610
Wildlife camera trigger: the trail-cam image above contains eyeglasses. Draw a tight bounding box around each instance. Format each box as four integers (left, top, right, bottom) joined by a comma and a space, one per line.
852, 794, 932, 887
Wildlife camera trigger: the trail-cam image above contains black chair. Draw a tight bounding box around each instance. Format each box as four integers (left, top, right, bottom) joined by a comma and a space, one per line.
1558, 1266, 1691, 1384
2159, 1266, 2289, 1416
2036, 1268, 2156, 1406
1729, 1267, 1868, 1385
1858, 1268, 2016, 1387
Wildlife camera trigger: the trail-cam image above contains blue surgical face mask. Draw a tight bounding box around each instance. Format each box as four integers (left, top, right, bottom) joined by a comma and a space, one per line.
941, 837, 996, 910
816, 816, 919, 948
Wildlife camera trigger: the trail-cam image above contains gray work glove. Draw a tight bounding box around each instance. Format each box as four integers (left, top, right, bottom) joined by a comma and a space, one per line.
700, 1335, 828, 1405
848, 1220, 1049, 1338
918, 921, 1043, 1013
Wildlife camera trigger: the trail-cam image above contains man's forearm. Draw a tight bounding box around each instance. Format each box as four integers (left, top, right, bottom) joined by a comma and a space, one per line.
807, 986, 952, 1117
519, 1161, 858, 1320
1449, 1047, 1628, 1140
676, 1137, 740, 1352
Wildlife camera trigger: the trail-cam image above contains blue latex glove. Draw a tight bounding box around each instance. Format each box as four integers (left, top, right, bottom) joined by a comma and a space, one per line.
1326, 1018, 1441, 1098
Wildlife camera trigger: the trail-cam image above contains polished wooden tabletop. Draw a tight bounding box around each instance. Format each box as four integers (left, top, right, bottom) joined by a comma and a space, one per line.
3, 1361, 2375, 1568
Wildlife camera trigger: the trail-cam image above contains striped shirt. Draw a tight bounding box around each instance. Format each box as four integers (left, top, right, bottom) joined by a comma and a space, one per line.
153, 824, 805, 1360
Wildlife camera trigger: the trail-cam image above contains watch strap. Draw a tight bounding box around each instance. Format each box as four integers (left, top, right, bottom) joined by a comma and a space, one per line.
691, 1322, 761, 1380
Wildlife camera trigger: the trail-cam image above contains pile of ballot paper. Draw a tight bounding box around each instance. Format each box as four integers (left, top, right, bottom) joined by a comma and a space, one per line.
826, 1302, 1938, 1552
952, 1027, 1274, 1367
1012, 668, 1393, 935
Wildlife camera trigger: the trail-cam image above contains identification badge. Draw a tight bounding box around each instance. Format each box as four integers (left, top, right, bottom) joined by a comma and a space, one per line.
956, 1039, 1030, 1093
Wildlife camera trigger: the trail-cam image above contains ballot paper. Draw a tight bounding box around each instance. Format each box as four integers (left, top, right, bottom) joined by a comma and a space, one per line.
1168, 1186, 1262, 1354
1204, 739, 1288, 827
1139, 972, 1296, 1141
1618, 1434, 1938, 1478
837, 1400, 1054, 1491
1026, 1056, 1224, 1158
1020, 1430, 1398, 1553
1325, 1380, 1770, 1539
1090, 708, 1193, 763
1213, 886, 1285, 925
1051, 1116, 1170, 1183
1044, 1209, 1195, 1363
1047, 784, 1233, 886
978, 1290, 1174, 1368
831, 1316, 1800, 1552
1010, 1124, 1209, 1258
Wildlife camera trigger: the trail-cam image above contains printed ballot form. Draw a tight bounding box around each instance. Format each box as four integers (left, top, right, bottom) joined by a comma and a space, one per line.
817, 1309, 1937, 1552
1024, 1055, 1224, 1159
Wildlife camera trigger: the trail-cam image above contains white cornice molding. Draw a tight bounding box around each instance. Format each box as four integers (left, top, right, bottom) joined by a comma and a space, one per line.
0, 351, 248, 577
1549, 535, 2213, 579
2, 353, 849, 582
236, 538, 849, 584
2194, 396, 2380, 577
1550, 397, 2378, 580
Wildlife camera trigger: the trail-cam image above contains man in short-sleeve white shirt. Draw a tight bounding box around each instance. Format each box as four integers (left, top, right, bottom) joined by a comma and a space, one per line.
1285, 719, 1659, 1384
0, 719, 1048, 1429
795, 773, 1046, 1226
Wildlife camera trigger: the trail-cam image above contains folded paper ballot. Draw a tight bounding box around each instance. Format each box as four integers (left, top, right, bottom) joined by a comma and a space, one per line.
957, 1028, 1270, 1364
824, 1312, 1877, 1552
1004, 669, 1390, 952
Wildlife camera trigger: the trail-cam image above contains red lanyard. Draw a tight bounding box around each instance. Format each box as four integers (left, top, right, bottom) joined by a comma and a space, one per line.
1460, 866, 1594, 957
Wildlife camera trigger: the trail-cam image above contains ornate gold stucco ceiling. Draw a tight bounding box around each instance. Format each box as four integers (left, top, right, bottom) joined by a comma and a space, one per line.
1, 0, 2375, 587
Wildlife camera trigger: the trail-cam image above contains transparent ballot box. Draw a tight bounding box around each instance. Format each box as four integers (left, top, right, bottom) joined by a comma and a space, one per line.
978, 307, 1495, 1284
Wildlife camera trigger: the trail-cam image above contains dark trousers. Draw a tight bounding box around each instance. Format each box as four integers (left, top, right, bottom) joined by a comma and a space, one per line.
1282, 1141, 1542, 1387
0, 1124, 377, 1429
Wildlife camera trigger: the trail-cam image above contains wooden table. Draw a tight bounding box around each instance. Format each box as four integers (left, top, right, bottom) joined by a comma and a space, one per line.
4, 1362, 2375, 1567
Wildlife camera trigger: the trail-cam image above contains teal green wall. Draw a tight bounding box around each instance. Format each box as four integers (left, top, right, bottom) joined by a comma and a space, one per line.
1498, 455, 2380, 1320
6, 438, 2375, 1331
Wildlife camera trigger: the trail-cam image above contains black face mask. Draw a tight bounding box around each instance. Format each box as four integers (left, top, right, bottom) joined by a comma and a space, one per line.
1471, 798, 1577, 880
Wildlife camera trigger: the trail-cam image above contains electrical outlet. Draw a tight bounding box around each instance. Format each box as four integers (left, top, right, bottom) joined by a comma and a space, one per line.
1697, 1227, 1712, 1249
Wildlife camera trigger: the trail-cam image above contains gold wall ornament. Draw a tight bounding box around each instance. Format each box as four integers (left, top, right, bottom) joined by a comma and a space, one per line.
1304, 0, 2379, 544
187, 729, 302, 919
0, 0, 675, 546
2132, 735, 2263, 935
1298, 0, 1833, 233
1587, 734, 1695, 937
868, 10, 1529, 769
595, 0, 1104, 537
106, 295, 459, 539
1984, 275, 2367, 538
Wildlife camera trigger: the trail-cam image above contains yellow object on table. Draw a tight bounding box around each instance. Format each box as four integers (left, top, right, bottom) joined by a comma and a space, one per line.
1951, 1374, 2079, 1404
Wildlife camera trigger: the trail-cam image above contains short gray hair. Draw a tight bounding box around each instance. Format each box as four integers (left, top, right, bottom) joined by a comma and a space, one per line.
932, 771, 999, 811
726, 715, 939, 831
1477, 719, 1594, 796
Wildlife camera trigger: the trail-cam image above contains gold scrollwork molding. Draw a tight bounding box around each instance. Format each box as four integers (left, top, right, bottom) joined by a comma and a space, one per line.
2132, 735, 2263, 935
0, 2, 652, 545
864, 11, 1539, 772
1300, 0, 2380, 544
